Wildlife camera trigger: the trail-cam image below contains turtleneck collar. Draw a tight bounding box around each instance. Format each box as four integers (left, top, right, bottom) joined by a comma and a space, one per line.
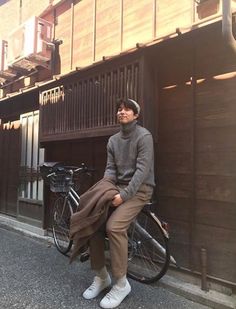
120, 120, 137, 138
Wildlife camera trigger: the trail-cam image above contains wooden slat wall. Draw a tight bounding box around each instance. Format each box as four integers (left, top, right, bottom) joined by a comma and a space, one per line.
42, 0, 195, 74
158, 82, 194, 269
0, 0, 227, 77
40, 60, 140, 141
155, 25, 236, 283
193, 76, 236, 282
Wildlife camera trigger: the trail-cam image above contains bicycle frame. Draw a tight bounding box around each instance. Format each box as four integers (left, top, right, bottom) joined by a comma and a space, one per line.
135, 209, 177, 266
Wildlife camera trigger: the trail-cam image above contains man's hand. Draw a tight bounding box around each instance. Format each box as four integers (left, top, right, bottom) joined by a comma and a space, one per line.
112, 194, 123, 207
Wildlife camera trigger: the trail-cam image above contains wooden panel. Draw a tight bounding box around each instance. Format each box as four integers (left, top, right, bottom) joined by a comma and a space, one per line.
123, 0, 153, 50
196, 175, 236, 203
55, 1, 72, 74
21, 0, 49, 22
73, 0, 94, 67
195, 69, 236, 206
155, 29, 236, 283
196, 151, 236, 176
18, 200, 43, 226
156, 0, 192, 37
195, 200, 236, 230
168, 220, 191, 269
158, 152, 192, 175
196, 127, 236, 153
158, 173, 193, 199
158, 196, 191, 223
95, 0, 121, 61
0, 124, 7, 213
0, 0, 22, 38
195, 23, 236, 79
0, 120, 20, 216
192, 224, 236, 282
157, 39, 193, 87
196, 77, 236, 129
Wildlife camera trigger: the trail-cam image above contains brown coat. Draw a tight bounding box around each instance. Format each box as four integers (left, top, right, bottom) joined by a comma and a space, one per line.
69, 177, 119, 262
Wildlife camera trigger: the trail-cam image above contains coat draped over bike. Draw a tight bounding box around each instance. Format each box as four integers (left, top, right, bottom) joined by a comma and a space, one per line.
69, 177, 119, 262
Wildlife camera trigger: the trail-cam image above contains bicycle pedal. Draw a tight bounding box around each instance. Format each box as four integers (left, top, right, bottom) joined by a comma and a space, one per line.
80, 252, 90, 262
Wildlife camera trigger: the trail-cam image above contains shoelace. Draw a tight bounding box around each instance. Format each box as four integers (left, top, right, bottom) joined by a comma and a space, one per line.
88, 278, 100, 291
104, 286, 119, 300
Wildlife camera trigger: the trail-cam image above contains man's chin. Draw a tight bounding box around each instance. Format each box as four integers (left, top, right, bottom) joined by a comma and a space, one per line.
118, 119, 130, 124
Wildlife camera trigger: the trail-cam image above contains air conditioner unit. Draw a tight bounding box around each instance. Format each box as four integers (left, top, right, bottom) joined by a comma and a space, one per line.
7, 16, 53, 67
0, 40, 8, 71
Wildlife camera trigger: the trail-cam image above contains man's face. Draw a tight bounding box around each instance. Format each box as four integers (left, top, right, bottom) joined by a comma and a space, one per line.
117, 103, 138, 124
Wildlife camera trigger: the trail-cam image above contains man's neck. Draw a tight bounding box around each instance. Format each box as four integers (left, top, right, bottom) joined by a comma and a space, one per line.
120, 120, 137, 138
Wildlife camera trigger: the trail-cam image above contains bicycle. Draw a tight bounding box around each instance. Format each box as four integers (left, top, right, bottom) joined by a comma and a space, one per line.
40, 162, 174, 283
40, 162, 93, 255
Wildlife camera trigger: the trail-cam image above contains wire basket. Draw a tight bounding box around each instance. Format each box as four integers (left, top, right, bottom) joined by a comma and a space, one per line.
50, 172, 73, 193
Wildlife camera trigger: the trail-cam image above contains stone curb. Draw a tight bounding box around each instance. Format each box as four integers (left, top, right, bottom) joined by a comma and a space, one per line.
159, 275, 236, 309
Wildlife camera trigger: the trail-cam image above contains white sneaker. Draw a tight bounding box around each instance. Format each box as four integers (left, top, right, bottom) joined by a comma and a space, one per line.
83, 275, 112, 300
99, 280, 131, 308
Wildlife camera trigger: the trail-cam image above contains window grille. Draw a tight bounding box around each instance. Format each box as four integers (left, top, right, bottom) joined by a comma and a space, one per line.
19, 111, 45, 200
40, 61, 140, 140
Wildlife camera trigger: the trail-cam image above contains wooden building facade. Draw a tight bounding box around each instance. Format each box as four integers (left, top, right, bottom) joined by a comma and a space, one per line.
0, 0, 236, 289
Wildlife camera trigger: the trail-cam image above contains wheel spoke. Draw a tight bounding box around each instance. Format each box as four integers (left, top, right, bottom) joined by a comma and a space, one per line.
127, 211, 170, 283
52, 197, 73, 254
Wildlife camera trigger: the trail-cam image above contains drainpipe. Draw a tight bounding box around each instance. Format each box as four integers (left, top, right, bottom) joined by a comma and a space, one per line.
222, 0, 236, 53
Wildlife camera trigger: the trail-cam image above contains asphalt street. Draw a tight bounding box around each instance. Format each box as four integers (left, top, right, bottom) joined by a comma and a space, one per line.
0, 226, 211, 309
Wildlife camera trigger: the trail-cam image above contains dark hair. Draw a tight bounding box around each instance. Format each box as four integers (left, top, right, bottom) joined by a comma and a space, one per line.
116, 98, 139, 115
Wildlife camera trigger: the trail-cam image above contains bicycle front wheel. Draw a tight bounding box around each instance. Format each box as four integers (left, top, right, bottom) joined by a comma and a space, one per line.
127, 210, 170, 283
52, 196, 73, 255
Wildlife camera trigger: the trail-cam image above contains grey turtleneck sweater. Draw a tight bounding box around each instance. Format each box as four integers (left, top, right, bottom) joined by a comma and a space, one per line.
104, 120, 155, 201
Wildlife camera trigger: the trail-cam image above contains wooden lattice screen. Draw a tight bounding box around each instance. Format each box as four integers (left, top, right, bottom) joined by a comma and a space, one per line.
40, 61, 140, 141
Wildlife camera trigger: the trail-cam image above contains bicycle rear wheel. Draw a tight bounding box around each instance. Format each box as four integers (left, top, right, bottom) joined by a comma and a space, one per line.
127, 210, 170, 283
52, 196, 73, 254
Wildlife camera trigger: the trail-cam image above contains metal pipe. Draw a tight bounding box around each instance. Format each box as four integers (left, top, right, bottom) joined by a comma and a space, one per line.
222, 0, 236, 53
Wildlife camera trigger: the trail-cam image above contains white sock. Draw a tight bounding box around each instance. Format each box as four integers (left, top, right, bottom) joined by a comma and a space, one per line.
96, 266, 109, 280
116, 275, 127, 288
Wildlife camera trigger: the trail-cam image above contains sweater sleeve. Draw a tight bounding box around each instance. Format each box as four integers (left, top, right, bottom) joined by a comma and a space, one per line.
104, 140, 117, 182
119, 133, 154, 201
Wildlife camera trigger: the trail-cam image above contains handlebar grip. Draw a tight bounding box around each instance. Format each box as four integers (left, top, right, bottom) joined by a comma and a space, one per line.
46, 172, 56, 178
74, 163, 96, 173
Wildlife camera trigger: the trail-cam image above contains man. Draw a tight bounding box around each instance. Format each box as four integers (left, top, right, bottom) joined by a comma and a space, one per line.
83, 98, 155, 308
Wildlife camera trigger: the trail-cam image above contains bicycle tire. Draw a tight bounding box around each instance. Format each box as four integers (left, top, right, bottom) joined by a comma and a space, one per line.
52, 196, 73, 255
127, 210, 170, 283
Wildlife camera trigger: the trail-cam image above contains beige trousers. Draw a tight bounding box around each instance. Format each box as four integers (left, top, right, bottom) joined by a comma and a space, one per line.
89, 183, 153, 279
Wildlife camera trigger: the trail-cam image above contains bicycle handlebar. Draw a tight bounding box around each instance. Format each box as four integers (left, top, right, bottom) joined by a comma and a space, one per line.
46, 163, 95, 178
74, 163, 96, 174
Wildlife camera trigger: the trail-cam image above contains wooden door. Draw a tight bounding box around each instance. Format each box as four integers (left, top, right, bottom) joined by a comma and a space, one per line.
0, 120, 21, 216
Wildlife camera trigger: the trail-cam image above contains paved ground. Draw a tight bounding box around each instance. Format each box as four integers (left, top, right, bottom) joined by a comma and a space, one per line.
0, 226, 212, 309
